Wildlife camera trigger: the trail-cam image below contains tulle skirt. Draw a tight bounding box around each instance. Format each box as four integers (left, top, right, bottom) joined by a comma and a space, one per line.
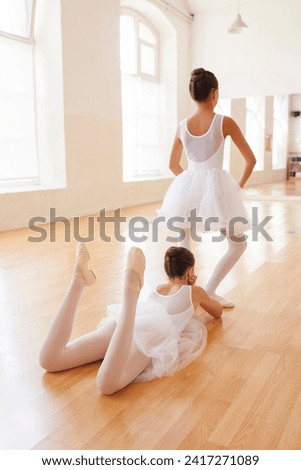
98, 300, 207, 383
159, 168, 251, 236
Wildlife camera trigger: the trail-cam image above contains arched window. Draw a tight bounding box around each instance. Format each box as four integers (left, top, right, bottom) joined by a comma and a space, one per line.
0, 0, 65, 192
120, 12, 159, 81
0, 0, 38, 188
120, 10, 161, 181
0, 0, 34, 39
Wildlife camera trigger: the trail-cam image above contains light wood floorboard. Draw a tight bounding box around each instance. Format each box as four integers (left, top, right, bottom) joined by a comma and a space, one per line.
0, 181, 301, 450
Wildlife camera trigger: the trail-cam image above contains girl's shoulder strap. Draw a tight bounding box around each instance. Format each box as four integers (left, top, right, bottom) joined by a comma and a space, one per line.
214, 113, 223, 124
213, 113, 224, 139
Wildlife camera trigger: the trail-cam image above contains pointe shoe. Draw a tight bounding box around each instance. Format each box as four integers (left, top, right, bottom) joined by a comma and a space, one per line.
125, 247, 146, 291
210, 293, 235, 308
73, 243, 96, 287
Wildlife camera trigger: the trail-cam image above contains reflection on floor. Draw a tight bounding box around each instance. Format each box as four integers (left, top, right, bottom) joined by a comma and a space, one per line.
244, 178, 301, 199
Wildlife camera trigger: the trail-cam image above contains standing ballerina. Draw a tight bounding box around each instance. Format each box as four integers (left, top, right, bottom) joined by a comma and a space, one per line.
39, 243, 222, 395
159, 68, 256, 308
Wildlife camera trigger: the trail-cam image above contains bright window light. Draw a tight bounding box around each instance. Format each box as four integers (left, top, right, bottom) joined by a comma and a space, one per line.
246, 96, 265, 171
0, 0, 33, 38
0, 0, 38, 189
120, 12, 161, 180
272, 95, 288, 169
0, 37, 38, 187
139, 22, 156, 44
140, 43, 156, 76
120, 15, 136, 75
0, 0, 65, 192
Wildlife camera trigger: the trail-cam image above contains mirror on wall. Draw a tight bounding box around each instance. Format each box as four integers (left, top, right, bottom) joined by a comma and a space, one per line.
216, 93, 301, 180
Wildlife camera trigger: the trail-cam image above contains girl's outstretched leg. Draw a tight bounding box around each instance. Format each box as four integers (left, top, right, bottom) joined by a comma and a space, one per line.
205, 232, 247, 308
96, 247, 150, 395
39, 243, 113, 371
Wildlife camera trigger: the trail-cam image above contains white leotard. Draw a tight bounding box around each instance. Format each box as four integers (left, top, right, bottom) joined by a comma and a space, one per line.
159, 113, 250, 235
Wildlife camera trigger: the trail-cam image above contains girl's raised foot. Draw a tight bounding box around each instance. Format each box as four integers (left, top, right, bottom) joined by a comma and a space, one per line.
73, 243, 96, 287
125, 247, 146, 291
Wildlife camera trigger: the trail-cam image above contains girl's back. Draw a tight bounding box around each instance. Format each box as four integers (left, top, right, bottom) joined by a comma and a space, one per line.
179, 113, 224, 165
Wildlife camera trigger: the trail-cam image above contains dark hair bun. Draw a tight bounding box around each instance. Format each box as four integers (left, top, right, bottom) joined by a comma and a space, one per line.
189, 67, 218, 102
190, 68, 205, 82
164, 246, 195, 279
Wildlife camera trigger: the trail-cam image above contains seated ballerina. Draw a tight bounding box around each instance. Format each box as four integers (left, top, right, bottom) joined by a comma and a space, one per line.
39, 244, 222, 395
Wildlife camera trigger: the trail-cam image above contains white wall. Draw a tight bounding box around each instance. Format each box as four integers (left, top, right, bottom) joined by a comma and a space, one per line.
191, 0, 301, 98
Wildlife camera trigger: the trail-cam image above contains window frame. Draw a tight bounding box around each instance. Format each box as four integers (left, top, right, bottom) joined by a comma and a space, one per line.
121, 8, 160, 83
120, 8, 163, 181
0, 0, 37, 44
0, 0, 66, 194
0, 34, 40, 189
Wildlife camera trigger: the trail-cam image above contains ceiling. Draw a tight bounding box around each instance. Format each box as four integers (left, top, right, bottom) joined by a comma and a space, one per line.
183, 0, 250, 14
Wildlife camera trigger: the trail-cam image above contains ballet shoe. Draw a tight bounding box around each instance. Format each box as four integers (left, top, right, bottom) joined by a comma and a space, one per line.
125, 247, 146, 291
73, 243, 96, 287
210, 293, 235, 309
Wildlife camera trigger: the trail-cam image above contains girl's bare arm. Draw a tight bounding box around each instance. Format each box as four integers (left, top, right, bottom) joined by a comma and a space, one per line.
192, 285, 223, 318
169, 135, 184, 176
223, 116, 256, 188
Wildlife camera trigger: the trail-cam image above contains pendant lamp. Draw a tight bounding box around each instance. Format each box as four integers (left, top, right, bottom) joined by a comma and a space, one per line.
228, 0, 248, 33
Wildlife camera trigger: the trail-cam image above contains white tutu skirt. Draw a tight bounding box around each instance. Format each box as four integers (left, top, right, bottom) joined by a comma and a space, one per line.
98, 300, 207, 383
159, 168, 251, 236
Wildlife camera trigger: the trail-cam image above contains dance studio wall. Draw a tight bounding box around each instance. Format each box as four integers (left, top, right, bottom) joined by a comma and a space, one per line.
3, 0, 295, 231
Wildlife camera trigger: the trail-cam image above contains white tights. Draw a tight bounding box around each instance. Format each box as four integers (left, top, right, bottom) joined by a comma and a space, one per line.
178, 228, 247, 295
205, 233, 247, 295
39, 271, 150, 395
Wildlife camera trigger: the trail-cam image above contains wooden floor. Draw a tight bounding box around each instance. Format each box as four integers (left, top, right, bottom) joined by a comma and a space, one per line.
1, 180, 301, 450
